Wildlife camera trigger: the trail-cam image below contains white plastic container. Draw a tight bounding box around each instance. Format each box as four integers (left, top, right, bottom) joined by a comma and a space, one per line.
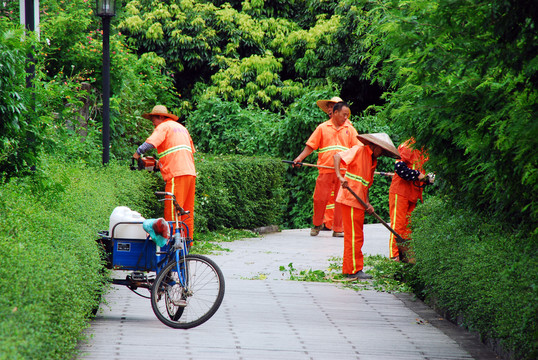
109, 206, 147, 239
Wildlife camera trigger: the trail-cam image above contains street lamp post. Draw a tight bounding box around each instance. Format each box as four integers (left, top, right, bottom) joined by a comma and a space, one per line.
96, 0, 116, 165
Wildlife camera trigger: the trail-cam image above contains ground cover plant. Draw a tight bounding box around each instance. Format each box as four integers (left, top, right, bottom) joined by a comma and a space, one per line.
411, 197, 538, 359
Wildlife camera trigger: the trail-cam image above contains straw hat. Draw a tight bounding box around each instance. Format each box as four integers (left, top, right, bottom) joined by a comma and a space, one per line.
357, 133, 400, 159
142, 105, 179, 121
316, 96, 344, 115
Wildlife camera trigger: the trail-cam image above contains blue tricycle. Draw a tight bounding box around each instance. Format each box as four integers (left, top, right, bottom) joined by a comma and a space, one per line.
98, 191, 225, 329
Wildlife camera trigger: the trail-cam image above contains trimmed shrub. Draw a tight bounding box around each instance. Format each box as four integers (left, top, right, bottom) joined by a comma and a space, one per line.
187, 98, 282, 157
411, 196, 538, 359
194, 153, 285, 233
0, 155, 160, 359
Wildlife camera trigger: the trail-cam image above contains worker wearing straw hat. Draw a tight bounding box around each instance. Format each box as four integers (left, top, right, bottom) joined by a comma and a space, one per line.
133, 105, 196, 239
334, 133, 400, 280
293, 100, 360, 238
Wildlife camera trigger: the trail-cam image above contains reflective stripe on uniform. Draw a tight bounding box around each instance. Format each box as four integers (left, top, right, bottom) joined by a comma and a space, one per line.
319, 145, 349, 153
158, 145, 192, 158
351, 207, 357, 272
390, 194, 398, 258
345, 171, 369, 187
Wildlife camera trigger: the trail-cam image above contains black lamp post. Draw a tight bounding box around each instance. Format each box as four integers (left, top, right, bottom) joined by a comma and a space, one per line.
96, 0, 116, 165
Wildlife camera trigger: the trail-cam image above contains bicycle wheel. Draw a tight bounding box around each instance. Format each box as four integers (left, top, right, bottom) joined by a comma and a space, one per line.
151, 254, 225, 329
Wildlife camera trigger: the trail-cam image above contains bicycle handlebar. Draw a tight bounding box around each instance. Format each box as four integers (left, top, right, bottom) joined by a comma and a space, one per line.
154, 191, 190, 216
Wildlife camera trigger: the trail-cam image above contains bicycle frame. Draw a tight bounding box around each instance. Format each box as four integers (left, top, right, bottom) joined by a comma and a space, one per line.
154, 191, 191, 289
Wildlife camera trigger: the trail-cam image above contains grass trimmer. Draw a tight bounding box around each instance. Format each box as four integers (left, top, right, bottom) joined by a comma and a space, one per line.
130, 156, 159, 172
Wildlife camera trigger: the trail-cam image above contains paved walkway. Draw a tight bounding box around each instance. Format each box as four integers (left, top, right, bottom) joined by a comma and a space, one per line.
78, 225, 499, 360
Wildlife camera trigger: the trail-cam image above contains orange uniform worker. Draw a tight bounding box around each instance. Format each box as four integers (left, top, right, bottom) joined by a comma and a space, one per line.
133, 105, 196, 239
334, 133, 400, 280
293, 101, 360, 238
389, 138, 430, 261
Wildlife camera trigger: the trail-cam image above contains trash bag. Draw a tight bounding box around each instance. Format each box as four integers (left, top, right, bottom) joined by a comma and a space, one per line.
142, 218, 170, 247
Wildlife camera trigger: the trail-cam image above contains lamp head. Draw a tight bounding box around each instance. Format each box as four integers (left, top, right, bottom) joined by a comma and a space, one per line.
96, 0, 117, 17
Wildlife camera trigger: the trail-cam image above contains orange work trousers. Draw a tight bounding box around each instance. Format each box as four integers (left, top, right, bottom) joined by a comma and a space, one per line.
341, 204, 365, 275
164, 175, 196, 239
313, 173, 343, 232
323, 191, 335, 230
389, 193, 416, 258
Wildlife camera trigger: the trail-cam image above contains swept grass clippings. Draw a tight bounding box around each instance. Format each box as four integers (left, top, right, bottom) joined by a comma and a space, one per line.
191, 229, 259, 255
281, 255, 412, 293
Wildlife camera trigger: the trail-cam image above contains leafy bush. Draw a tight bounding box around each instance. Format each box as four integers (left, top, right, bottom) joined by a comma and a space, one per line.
37, 0, 179, 161
411, 196, 538, 359
0, 155, 160, 359
0, 19, 39, 181
194, 153, 285, 233
187, 98, 282, 156
117, 0, 382, 116
360, 0, 538, 230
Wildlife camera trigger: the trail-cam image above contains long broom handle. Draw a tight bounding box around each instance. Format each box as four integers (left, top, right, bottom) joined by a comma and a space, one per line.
343, 186, 405, 243
282, 160, 394, 177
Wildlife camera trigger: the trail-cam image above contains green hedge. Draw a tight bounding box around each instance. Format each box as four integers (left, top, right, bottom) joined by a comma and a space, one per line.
0, 155, 160, 359
194, 153, 285, 233
411, 197, 538, 359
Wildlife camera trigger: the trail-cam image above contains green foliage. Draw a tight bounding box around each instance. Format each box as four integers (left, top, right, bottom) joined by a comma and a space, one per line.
280, 262, 330, 282
362, 254, 413, 293
191, 228, 258, 255
0, 19, 38, 181
107, 49, 179, 159
411, 197, 538, 359
187, 98, 282, 156
196, 52, 305, 111
0, 154, 161, 359
118, 0, 382, 115
37, 0, 179, 162
31, 69, 104, 167
281, 255, 411, 292
194, 153, 285, 232
360, 0, 538, 229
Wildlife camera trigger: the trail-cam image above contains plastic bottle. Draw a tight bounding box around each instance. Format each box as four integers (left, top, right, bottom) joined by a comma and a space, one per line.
108, 206, 147, 239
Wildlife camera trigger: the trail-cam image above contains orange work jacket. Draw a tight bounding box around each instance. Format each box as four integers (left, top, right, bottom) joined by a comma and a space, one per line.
335, 145, 377, 210
146, 120, 196, 181
389, 138, 428, 203
306, 119, 360, 174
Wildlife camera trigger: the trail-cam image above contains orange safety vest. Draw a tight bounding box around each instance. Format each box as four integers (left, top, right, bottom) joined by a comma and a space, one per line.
306, 120, 360, 174
389, 138, 428, 203
335, 145, 377, 210
146, 120, 196, 181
